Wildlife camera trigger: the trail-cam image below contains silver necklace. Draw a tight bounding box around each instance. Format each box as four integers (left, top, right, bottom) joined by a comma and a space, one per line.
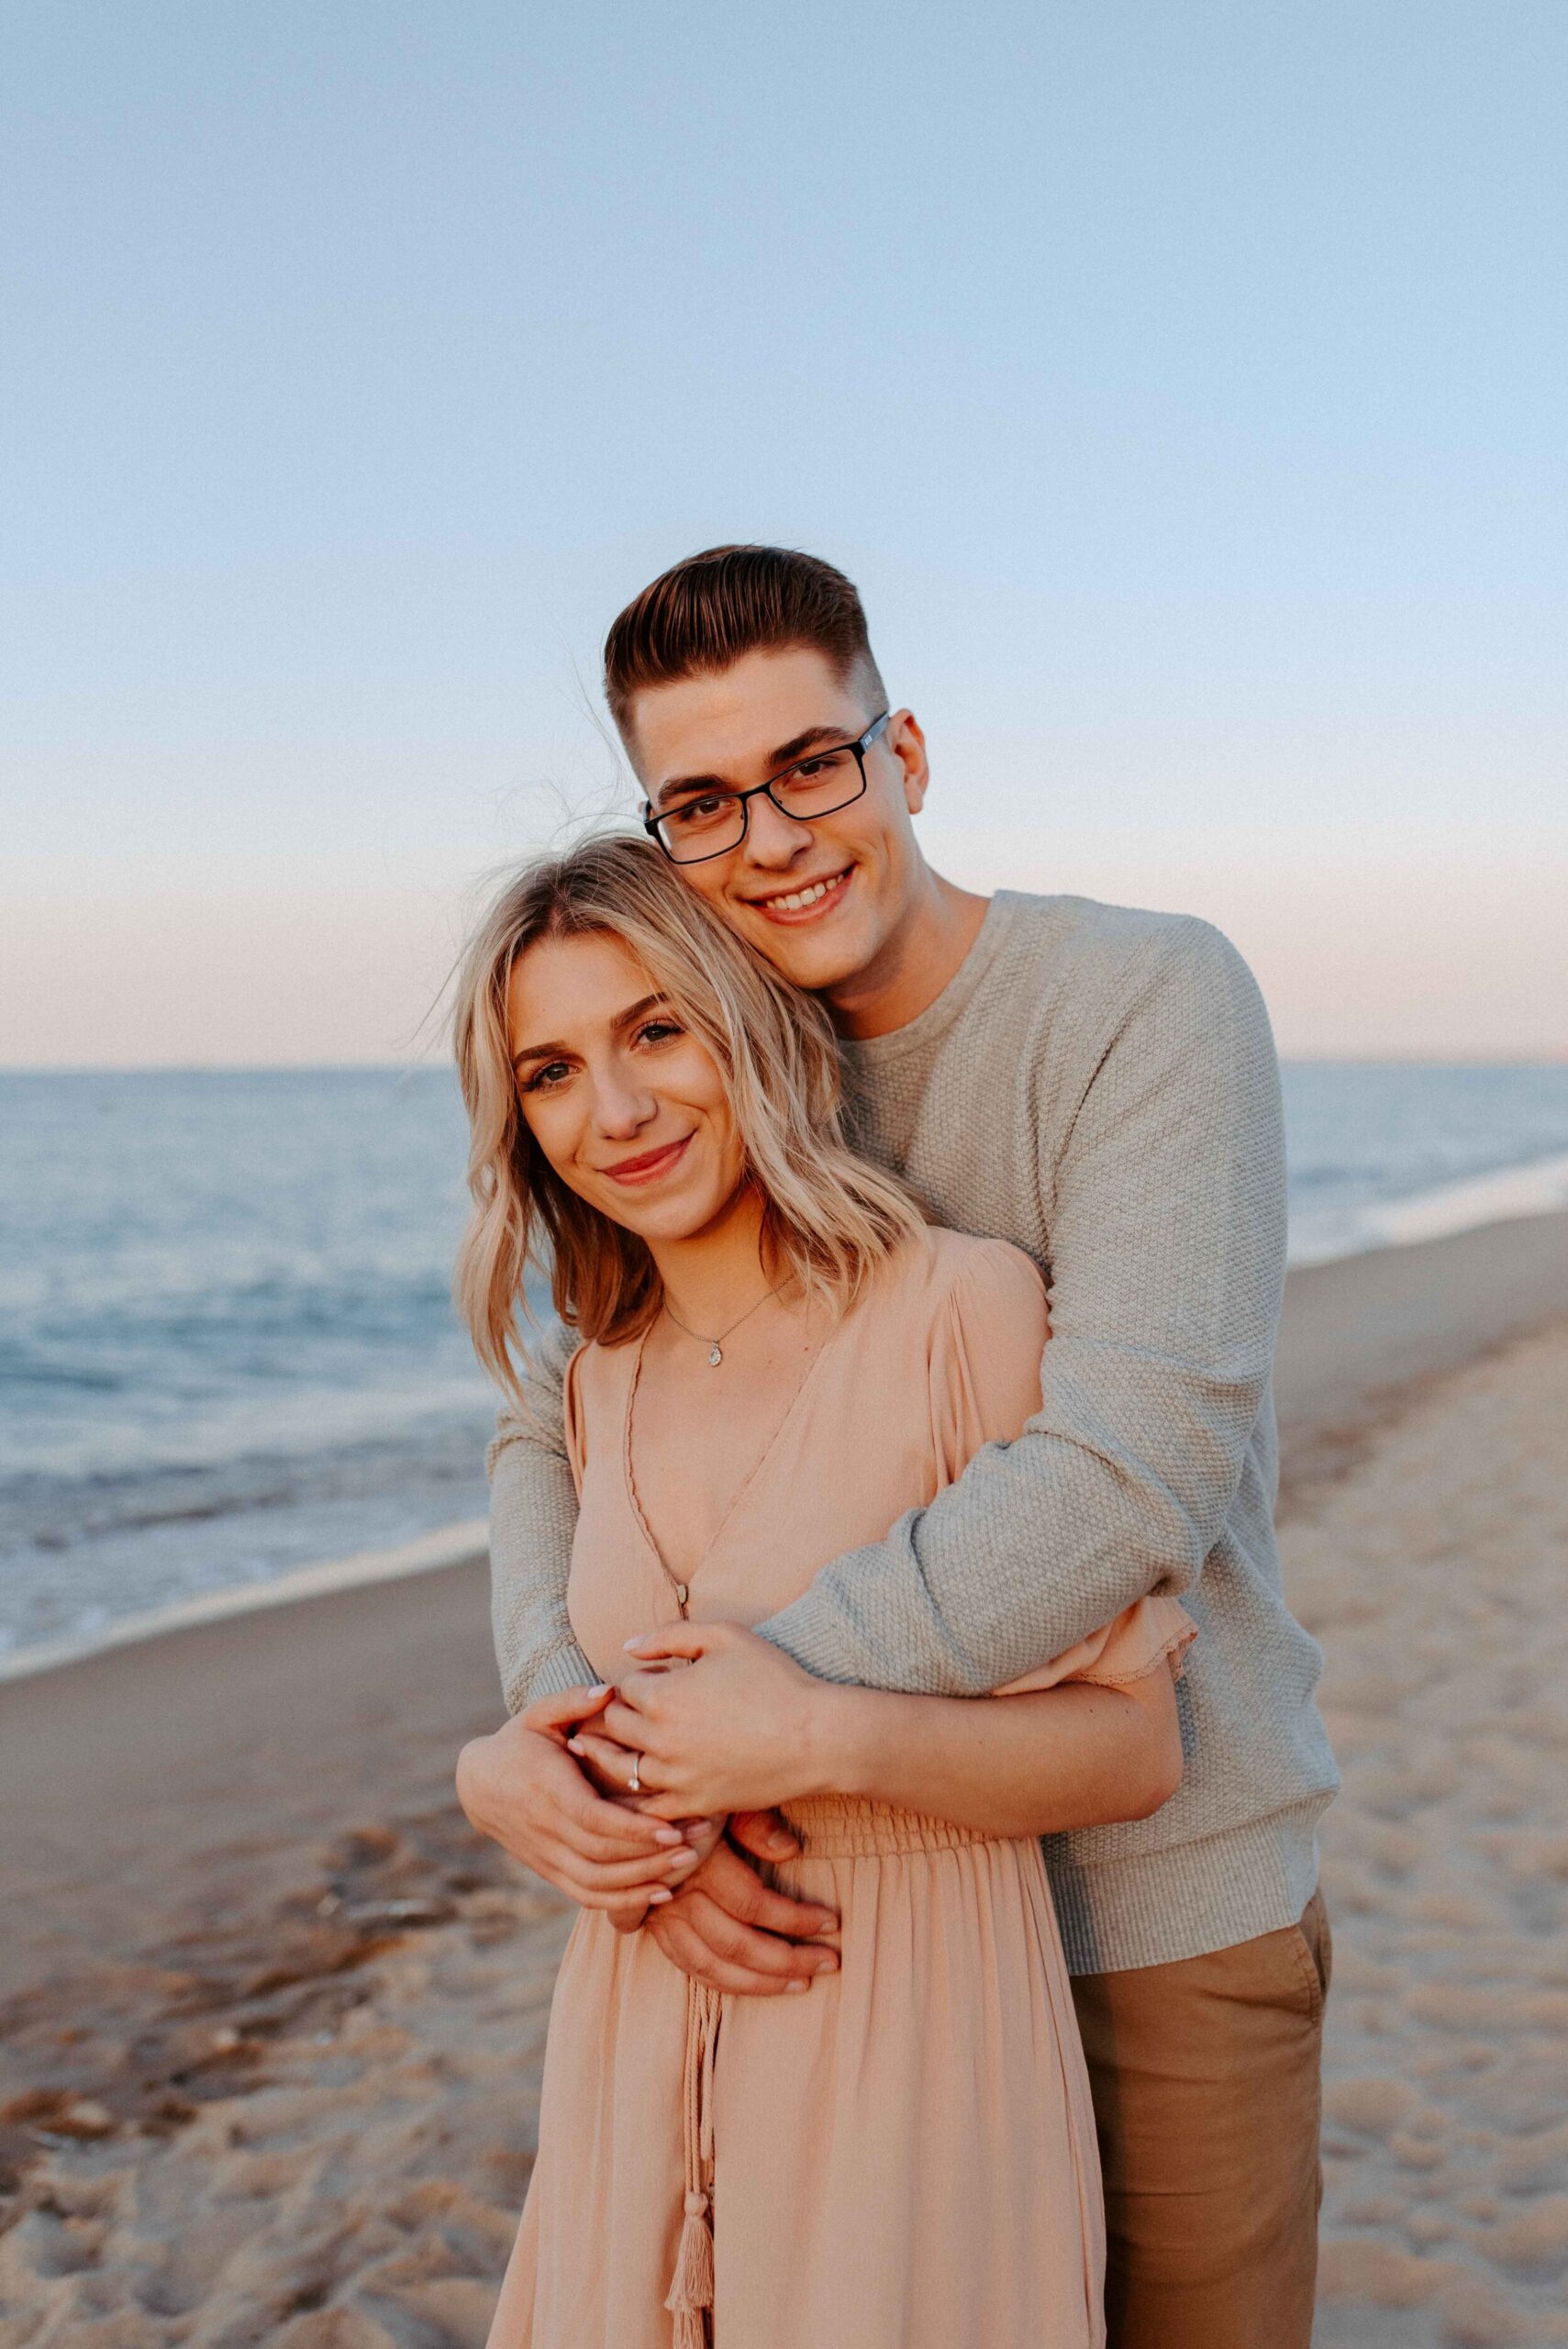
662, 1279, 786, 1367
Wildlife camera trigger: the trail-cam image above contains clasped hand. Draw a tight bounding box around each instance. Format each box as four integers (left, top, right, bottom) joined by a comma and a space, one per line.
568, 1620, 827, 1820
455, 1624, 840, 1998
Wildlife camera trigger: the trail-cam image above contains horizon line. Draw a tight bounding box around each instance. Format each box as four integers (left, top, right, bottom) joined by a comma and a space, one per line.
5, 1053, 1568, 1078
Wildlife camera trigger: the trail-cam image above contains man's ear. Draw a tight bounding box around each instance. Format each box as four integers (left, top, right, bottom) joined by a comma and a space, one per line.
890, 709, 929, 815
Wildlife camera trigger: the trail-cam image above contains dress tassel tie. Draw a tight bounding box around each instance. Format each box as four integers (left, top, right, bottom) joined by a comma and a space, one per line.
665, 1976, 721, 2347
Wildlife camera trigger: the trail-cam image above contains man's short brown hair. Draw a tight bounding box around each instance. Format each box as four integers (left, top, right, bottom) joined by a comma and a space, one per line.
603, 544, 886, 739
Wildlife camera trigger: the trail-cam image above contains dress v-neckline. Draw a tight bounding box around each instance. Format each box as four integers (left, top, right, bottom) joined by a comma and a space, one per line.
620, 1308, 842, 1614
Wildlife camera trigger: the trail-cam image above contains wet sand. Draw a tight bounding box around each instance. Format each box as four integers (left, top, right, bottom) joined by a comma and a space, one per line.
4, 1209, 1567, 2347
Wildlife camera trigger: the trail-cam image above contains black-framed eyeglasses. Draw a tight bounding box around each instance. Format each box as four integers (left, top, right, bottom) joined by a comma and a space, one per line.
642, 711, 892, 865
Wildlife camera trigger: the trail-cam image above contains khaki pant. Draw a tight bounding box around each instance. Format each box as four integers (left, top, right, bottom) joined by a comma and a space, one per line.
1071, 1890, 1332, 2349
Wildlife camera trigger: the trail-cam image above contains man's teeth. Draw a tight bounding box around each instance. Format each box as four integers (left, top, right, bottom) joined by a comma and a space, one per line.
764, 874, 843, 913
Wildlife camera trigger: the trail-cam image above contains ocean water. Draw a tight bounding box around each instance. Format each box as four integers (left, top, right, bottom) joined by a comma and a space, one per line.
1279, 1063, 1568, 1264
3, 1063, 1567, 1658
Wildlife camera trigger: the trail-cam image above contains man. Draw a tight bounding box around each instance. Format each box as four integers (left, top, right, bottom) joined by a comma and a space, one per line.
460, 544, 1338, 2345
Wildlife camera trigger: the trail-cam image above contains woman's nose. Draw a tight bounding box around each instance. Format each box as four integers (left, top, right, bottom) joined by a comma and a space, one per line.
591, 1068, 656, 1139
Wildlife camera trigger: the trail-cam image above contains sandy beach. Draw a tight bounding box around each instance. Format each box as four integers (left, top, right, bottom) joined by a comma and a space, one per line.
4, 1209, 1568, 2348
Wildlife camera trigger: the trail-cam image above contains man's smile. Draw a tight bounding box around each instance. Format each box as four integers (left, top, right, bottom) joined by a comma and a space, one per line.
745, 866, 854, 924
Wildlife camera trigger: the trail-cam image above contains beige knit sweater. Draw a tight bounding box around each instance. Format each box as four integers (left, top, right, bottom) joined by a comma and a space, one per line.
486, 892, 1339, 1974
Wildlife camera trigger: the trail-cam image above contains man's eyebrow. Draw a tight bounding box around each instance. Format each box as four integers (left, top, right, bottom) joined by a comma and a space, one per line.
651, 723, 852, 808
767, 722, 850, 767
651, 770, 732, 810
509, 993, 670, 1068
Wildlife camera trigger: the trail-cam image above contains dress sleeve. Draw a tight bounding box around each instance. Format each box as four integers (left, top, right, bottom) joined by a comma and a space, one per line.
926, 1238, 1051, 1486
995, 1595, 1196, 1694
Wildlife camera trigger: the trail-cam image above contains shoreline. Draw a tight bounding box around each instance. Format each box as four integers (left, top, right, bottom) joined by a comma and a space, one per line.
1286, 1142, 1568, 1267
4, 1206, 1567, 1693
0, 1520, 488, 1689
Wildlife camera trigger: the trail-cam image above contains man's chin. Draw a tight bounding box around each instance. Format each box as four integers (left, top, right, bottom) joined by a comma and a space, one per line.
740, 921, 868, 993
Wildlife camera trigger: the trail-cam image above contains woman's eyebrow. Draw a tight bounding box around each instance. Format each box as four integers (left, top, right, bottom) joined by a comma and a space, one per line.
510, 1037, 569, 1069
615, 992, 671, 1031
511, 995, 669, 1068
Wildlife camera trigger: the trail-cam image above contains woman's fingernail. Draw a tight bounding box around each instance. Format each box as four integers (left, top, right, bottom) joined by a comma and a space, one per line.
667, 1849, 699, 1872
566, 1738, 585, 1755
811, 1953, 838, 1974
786, 1977, 810, 1993
647, 1887, 673, 1905
653, 1826, 684, 1847
585, 1683, 610, 1699
769, 1831, 799, 1856
623, 1635, 648, 1653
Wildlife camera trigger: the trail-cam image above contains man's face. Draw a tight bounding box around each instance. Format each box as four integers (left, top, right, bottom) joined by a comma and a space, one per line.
626, 646, 930, 996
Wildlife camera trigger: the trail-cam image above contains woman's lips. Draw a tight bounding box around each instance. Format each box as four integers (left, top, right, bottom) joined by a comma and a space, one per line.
600, 1133, 693, 1186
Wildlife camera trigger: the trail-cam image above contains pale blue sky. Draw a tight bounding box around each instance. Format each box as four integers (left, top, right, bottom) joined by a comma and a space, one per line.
5, 2, 1563, 1062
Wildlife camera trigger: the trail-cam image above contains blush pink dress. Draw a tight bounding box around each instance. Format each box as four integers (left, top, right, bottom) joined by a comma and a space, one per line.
487, 1229, 1195, 2349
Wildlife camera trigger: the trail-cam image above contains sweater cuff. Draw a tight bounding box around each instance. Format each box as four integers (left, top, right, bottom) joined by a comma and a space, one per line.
506, 1633, 600, 1714
754, 1592, 862, 1687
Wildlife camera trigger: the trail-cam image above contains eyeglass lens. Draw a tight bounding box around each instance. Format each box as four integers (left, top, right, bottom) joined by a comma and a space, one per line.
656, 745, 865, 862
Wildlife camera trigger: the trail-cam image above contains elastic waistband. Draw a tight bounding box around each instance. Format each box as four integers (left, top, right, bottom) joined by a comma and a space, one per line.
782, 1795, 1006, 1860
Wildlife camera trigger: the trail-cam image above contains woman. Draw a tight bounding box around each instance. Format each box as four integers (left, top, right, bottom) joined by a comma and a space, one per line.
451, 834, 1194, 2349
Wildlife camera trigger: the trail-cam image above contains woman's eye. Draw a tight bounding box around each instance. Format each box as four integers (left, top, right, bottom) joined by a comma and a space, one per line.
639, 1020, 682, 1046
522, 1060, 572, 1091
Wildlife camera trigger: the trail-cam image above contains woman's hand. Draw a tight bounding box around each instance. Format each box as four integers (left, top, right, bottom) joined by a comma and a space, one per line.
596, 1621, 837, 1820
455, 1686, 709, 1923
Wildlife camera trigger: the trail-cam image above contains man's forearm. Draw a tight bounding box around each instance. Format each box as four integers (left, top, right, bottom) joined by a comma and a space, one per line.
757, 1353, 1264, 1694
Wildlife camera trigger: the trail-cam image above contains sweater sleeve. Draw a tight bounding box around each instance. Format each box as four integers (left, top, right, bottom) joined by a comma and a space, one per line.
485, 1311, 597, 1713
754, 920, 1287, 1695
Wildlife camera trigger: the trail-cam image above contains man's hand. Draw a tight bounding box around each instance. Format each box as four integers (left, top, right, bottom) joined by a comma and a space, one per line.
642, 1825, 840, 1997
456, 1688, 706, 1924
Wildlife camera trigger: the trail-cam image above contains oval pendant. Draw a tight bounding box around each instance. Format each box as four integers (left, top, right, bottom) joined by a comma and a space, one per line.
707, 1343, 723, 1366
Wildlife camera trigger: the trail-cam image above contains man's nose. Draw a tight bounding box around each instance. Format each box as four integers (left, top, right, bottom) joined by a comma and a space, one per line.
741, 793, 814, 870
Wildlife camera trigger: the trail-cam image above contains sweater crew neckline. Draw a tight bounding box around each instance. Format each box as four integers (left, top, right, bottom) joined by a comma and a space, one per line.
842, 891, 1028, 1067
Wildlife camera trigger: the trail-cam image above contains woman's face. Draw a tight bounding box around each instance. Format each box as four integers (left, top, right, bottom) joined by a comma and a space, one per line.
506, 930, 746, 1247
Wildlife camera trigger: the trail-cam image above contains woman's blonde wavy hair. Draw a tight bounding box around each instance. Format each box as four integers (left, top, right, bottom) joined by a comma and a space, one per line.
451, 831, 925, 1401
